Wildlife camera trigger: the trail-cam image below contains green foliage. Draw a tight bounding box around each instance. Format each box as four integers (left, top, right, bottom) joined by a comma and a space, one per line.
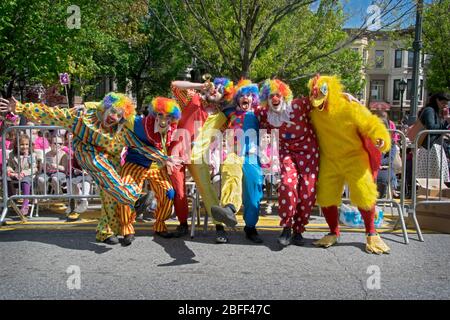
423, 0, 450, 93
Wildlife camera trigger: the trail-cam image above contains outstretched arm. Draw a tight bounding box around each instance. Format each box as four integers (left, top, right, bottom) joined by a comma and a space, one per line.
171, 81, 209, 109
0, 97, 77, 129
122, 128, 168, 164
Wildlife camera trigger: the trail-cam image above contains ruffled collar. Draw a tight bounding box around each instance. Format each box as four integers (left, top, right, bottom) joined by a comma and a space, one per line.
267, 102, 294, 127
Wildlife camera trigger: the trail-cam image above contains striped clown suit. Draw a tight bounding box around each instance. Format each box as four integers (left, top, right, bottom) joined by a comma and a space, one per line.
118, 98, 179, 235
15, 98, 168, 242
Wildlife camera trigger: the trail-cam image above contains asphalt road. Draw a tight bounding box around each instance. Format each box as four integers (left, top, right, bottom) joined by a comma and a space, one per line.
0, 228, 449, 300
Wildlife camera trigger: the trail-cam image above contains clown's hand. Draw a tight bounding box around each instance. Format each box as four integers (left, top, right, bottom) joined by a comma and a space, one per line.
0, 97, 18, 113
342, 93, 362, 105
165, 156, 183, 175
375, 139, 385, 150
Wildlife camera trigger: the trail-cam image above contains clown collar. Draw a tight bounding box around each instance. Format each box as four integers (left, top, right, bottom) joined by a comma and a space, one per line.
267, 102, 294, 128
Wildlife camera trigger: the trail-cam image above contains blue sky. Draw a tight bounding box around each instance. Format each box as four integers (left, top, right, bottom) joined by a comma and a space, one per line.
310, 0, 434, 29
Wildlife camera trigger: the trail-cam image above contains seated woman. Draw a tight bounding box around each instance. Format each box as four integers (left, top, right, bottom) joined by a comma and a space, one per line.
36, 136, 68, 195
6, 134, 38, 216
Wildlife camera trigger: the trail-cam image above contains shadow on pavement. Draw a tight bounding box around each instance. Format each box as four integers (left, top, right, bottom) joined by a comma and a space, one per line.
0, 229, 113, 254
151, 233, 199, 267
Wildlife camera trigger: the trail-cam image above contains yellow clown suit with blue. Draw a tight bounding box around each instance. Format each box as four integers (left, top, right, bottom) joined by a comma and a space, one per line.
116, 97, 182, 246
9, 93, 169, 244
308, 75, 392, 254
211, 79, 264, 244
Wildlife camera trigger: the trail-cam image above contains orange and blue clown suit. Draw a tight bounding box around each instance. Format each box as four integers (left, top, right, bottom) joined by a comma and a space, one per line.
14, 102, 168, 241
117, 116, 176, 235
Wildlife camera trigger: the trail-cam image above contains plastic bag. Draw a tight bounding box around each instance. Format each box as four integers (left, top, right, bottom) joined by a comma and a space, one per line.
339, 204, 384, 228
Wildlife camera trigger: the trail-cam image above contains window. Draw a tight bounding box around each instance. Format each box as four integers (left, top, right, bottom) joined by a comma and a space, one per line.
394, 50, 403, 68
371, 80, 385, 101
407, 79, 413, 100
363, 49, 368, 64
375, 50, 384, 68
393, 79, 400, 100
408, 51, 414, 68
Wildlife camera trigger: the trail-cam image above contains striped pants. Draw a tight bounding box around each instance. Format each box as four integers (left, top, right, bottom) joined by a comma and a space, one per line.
74, 146, 141, 206
117, 162, 174, 235
73, 147, 141, 242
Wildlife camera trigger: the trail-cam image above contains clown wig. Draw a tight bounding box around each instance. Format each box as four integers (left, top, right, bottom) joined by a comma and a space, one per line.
213, 77, 235, 103
99, 92, 136, 121
233, 78, 260, 108
149, 97, 181, 120
259, 79, 293, 107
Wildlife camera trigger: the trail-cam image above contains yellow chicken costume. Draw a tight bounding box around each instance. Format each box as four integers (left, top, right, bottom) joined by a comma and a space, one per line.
308, 75, 391, 254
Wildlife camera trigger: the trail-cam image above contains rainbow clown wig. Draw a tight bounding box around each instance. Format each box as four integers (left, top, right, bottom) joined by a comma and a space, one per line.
149, 97, 182, 120
213, 77, 235, 103
259, 79, 293, 107
99, 92, 136, 122
233, 78, 260, 108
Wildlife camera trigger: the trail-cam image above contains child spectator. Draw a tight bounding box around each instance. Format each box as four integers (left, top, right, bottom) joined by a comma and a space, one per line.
36, 136, 68, 195
6, 134, 38, 215
66, 156, 93, 219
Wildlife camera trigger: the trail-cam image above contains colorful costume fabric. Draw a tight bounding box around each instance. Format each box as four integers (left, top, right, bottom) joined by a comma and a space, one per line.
308, 75, 391, 254
169, 80, 233, 225
15, 96, 168, 241
258, 80, 319, 234
117, 98, 179, 236
218, 80, 263, 229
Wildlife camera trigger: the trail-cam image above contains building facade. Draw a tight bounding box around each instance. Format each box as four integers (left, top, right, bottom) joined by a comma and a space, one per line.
350, 29, 428, 123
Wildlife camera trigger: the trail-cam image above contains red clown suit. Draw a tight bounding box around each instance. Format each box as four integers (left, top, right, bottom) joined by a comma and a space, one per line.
258, 79, 319, 246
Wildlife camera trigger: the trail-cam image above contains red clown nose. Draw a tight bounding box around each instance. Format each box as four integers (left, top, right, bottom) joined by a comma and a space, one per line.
271, 95, 280, 105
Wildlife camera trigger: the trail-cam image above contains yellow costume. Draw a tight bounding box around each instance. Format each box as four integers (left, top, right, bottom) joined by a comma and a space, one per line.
308, 75, 391, 254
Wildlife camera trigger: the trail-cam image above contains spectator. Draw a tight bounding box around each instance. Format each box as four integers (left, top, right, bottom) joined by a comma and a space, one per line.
36, 136, 68, 194
377, 119, 398, 198
6, 134, 38, 215
377, 110, 400, 144
66, 156, 93, 217
416, 93, 450, 182
33, 129, 51, 163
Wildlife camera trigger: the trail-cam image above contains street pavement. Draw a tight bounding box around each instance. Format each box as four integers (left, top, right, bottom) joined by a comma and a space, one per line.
0, 220, 449, 300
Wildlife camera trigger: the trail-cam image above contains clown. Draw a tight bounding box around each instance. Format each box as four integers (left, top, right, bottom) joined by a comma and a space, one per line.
170, 77, 235, 242
116, 97, 181, 245
211, 79, 264, 244
0, 93, 178, 244
307, 75, 391, 254
258, 79, 319, 246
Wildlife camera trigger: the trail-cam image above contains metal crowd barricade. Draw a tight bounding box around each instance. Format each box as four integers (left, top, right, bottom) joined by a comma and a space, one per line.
1, 125, 100, 224
411, 129, 450, 242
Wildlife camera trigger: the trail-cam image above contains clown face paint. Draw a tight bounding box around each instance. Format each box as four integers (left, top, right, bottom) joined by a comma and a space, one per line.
102, 107, 124, 128
204, 84, 225, 103
268, 93, 286, 113
156, 113, 175, 132
238, 93, 253, 111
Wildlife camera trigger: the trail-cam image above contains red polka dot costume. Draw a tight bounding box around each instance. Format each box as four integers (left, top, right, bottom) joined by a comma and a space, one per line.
258, 80, 319, 234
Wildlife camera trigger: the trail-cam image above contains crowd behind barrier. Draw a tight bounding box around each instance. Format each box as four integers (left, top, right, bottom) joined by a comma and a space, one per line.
2, 123, 449, 243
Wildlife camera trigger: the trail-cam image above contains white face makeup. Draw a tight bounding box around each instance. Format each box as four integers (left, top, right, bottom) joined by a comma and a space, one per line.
156, 113, 171, 132
238, 93, 253, 111
268, 93, 286, 113
205, 85, 224, 103
102, 107, 124, 128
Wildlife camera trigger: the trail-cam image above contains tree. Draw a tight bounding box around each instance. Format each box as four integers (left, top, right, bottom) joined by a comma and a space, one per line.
422, 0, 450, 93
149, 0, 415, 95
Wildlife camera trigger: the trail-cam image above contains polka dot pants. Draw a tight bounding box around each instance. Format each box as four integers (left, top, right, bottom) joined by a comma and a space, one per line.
278, 152, 318, 233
